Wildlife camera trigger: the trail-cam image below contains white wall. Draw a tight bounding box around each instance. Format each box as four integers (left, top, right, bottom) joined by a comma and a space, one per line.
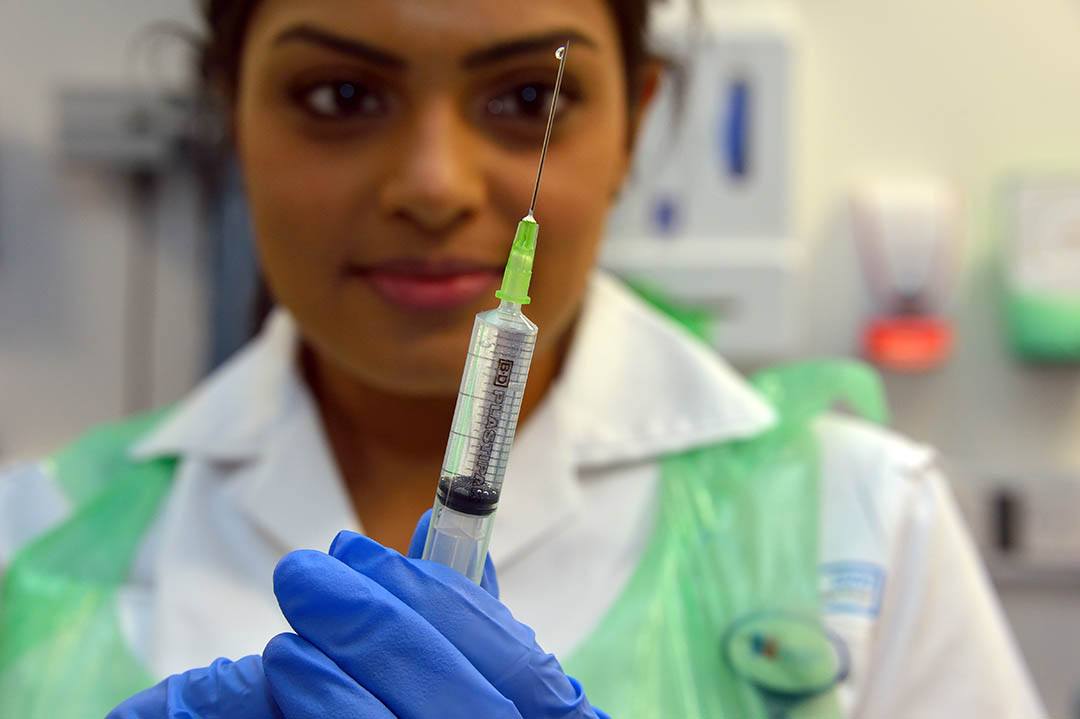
790, 0, 1080, 473
0, 0, 204, 460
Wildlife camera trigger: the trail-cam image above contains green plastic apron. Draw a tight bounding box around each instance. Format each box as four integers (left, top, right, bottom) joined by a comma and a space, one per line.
0, 409, 174, 718
0, 364, 885, 718
566, 361, 887, 719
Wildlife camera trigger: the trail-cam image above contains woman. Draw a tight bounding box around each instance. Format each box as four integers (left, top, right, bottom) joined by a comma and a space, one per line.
0, 0, 1043, 717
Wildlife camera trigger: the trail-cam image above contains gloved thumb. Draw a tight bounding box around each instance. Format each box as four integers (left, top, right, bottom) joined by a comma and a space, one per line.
407, 508, 500, 599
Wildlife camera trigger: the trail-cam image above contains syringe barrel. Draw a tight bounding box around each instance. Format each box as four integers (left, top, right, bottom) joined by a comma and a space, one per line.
422, 301, 537, 581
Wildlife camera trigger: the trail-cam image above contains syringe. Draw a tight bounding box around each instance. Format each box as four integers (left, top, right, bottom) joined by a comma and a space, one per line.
421, 43, 570, 582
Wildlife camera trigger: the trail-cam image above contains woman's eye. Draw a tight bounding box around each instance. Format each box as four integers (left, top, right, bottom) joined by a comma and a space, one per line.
296, 81, 387, 119
485, 82, 565, 122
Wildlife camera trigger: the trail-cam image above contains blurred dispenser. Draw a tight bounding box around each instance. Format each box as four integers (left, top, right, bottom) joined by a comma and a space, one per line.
1002, 177, 1080, 362
851, 180, 960, 373
602, 5, 801, 361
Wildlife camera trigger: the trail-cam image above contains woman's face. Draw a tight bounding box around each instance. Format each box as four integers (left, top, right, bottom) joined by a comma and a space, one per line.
237, 0, 644, 396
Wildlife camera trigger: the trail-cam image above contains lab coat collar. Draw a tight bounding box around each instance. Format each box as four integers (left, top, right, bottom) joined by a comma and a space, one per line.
130, 311, 299, 464
133, 310, 358, 556
554, 272, 777, 467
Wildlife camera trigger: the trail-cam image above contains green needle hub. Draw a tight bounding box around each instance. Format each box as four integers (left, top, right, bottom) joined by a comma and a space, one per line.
495, 214, 539, 305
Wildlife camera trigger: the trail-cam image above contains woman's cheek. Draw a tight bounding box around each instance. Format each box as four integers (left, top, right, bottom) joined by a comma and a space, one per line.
245, 166, 347, 322
248, 136, 352, 223
245, 133, 363, 275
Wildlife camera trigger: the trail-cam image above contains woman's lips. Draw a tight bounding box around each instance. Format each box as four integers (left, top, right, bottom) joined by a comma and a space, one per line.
350, 260, 503, 311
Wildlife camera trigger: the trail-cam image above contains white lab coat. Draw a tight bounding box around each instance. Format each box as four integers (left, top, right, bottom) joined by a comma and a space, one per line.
0, 272, 1044, 717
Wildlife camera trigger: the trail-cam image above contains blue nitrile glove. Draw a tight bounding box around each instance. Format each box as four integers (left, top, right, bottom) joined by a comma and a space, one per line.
105, 511, 498, 718
262, 511, 608, 719
108, 511, 604, 718
106, 655, 281, 719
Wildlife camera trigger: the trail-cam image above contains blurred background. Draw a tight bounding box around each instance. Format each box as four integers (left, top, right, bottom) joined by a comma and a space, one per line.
2, 0, 1080, 714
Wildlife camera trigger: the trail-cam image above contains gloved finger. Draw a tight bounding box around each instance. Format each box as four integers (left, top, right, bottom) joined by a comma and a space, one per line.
273, 549, 521, 719
405, 509, 430, 559
106, 655, 282, 719
263, 633, 395, 719
330, 531, 599, 718
406, 509, 500, 598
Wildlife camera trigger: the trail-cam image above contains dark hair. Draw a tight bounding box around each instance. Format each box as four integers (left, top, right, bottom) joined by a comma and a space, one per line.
199, 0, 658, 109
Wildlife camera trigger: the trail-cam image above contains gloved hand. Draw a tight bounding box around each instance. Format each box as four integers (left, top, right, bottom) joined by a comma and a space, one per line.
262, 509, 607, 719
105, 512, 500, 719
107, 511, 605, 718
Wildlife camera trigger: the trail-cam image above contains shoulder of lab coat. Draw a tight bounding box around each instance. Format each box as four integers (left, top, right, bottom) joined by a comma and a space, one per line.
813, 415, 1045, 718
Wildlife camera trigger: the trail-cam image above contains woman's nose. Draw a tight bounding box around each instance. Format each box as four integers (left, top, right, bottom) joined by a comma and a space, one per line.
379, 100, 486, 235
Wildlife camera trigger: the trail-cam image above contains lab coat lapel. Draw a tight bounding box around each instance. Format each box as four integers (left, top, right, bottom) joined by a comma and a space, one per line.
149, 404, 358, 674
559, 273, 777, 468
227, 370, 358, 555
150, 456, 292, 674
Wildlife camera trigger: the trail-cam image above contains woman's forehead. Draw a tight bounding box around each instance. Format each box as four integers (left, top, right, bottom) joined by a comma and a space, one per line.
246, 0, 620, 62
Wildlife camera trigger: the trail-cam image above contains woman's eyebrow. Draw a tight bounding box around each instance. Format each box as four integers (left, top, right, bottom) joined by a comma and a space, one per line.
273, 24, 408, 69
271, 25, 596, 71
462, 30, 596, 68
